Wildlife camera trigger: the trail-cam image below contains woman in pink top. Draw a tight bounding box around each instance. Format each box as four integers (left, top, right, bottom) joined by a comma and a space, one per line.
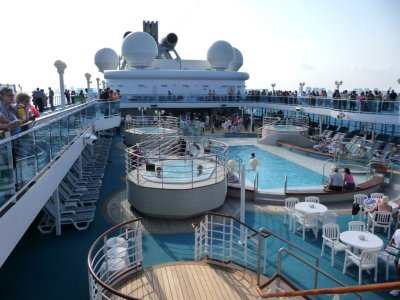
343, 168, 355, 190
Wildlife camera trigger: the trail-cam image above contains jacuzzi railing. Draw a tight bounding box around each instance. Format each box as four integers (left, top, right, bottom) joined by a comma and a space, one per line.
126, 137, 229, 188
124, 115, 177, 130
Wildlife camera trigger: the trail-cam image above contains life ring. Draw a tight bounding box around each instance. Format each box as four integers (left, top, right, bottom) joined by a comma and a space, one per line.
227, 160, 237, 171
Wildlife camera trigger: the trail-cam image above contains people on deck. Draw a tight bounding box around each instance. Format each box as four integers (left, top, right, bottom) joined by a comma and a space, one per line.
197, 164, 203, 176
48, 87, 55, 111
16, 93, 36, 123
326, 167, 343, 191
313, 137, 329, 152
388, 228, 400, 296
0, 87, 22, 134
156, 166, 162, 178
250, 152, 259, 171
368, 195, 392, 214
343, 168, 355, 190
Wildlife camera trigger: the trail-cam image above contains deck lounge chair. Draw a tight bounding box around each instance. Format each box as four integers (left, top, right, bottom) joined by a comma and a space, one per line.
38, 197, 95, 234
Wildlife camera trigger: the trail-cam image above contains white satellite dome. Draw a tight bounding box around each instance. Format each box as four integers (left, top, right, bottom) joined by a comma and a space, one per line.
121, 31, 158, 68
229, 47, 243, 71
94, 48, 119, 73
207, 40, 234, 70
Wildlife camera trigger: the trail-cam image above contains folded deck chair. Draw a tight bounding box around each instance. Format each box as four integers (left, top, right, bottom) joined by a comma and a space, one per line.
38, 198, 95, 234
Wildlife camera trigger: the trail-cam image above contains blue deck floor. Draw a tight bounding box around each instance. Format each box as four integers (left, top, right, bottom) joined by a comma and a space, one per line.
0, 136, 396, 299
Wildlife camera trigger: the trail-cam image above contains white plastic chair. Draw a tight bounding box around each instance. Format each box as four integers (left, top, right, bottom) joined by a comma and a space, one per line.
343, 248, 379, 284
284, 197, 299, 229
319, 210, 338, 227
293, 213, 319, 240
321, 224, 350, 266
304, 196, 320, 203
353, 194, 368, 220
348, 221, 366, 232
367, 211, 392, 239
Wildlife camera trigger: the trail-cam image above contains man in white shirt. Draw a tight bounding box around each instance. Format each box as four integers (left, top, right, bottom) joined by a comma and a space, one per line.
327, 167, 343, 191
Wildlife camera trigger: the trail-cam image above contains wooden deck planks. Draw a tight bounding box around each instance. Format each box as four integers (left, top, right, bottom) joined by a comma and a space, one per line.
114, 262, 259, 299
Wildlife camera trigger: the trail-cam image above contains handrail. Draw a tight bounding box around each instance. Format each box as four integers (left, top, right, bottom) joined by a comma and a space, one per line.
257, 247, 362, 299
322, 158, 335, 179
87, 218, 143, 300
256, 227, 319, 286
258, 282, 400, 299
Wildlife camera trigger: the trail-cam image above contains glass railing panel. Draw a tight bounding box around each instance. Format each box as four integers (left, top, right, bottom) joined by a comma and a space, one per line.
59, 117, 69, 147
34, 125, 51, 171
109, 101, 120, 116
49, 120, 62, 158
0, 141, 15, 207
67, 114, 78, 142
13, 132, 37, 190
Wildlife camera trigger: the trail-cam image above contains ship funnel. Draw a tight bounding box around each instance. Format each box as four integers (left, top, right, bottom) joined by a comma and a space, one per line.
161, 33, 178, 50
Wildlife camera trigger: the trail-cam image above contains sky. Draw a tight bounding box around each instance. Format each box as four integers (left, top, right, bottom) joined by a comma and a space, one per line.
0, 0, 399, 93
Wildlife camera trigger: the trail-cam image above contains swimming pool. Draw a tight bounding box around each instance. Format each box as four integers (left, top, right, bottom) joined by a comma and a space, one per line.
133, 127, 177, 134
228, 145, 326, 189
271, 124, 304, 131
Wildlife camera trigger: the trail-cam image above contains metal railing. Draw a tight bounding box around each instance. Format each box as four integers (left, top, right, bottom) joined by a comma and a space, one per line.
125, 137, 229, 189
0, 100, 120, 213
87, 218, 143, 300
193, 213, 365, 300
120, 94, 400, 115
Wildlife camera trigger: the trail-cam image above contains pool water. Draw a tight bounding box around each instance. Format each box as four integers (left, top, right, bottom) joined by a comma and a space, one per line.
160, 160, 210, 177
135, 127, 176, 134
272, 125, 303, 131
228, 145, 325, 189
142, 159, 214, 183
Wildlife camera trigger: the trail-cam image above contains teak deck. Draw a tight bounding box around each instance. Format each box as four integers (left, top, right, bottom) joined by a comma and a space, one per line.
114, 261, 260, 300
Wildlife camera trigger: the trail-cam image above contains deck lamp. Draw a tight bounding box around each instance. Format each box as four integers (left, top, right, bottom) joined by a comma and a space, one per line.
54, 60, 67, 109
155, 109, 165, 120
271, 83, 276, 95
85, 73, 91, 100
96, 78, 101, 97
335, 80, 343, 90
138, 107, 147, 118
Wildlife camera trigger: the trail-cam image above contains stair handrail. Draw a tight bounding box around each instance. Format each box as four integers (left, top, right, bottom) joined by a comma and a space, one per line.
256, 248, 364, 299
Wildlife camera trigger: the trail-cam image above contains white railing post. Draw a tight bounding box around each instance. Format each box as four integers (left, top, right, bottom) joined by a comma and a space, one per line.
239, 163, 246, 243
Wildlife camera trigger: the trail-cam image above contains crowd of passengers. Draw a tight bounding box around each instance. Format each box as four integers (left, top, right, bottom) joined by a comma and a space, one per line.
244, 88, 398, 111
0, 87, 40, 135
178, 112, 251, 134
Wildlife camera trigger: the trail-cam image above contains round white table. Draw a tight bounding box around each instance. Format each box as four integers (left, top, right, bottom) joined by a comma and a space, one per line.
340, 230, 383, 250
295, 202, 327, 214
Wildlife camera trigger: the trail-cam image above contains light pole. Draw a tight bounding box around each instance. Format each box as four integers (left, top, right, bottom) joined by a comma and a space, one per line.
271, 83, 276, 95
249, 108, 256, 132
101, 80, 106, 90
85, 73, 91, 101
54, 60, 67, 109
155, 109, 165, 121
334, 80, 343, 90
96, 78, 101, 98
138, 107, 147, 118
299, 82, 305, 95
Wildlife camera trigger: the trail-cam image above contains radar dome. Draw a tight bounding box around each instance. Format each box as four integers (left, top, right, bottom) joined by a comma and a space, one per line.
94, 48, 119, 73
229, 47, 243, 71
121, 31, 158, 68
207, 40, 234, 70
